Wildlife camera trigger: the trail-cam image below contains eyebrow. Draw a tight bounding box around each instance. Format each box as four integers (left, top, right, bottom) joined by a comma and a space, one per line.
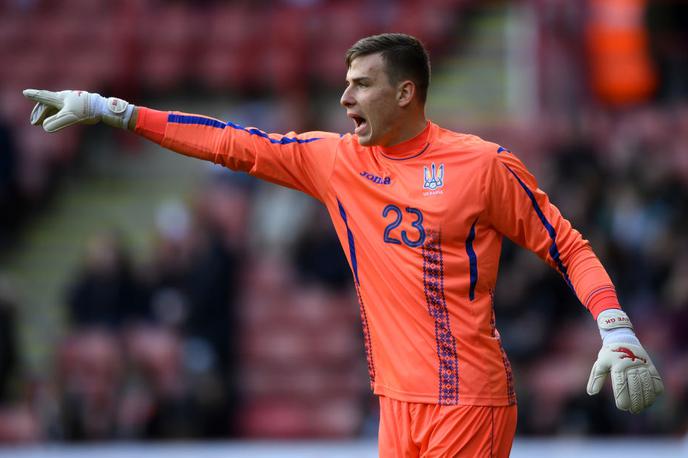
346, 77, 372, 85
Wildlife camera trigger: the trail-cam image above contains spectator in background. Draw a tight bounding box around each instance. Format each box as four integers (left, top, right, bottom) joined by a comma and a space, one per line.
55, 329, 123, 440
294, 205, 352, 292
60, 229, 195, 440
147, 176, 248, 437
66, 231, 150, 329
58, 231, 147, 440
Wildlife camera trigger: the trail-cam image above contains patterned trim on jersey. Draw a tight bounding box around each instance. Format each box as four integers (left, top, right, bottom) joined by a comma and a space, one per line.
422, 230, 460, 405
490, 290, 516, 405
336, 198, 375, 386
466, 218, 479, 301
167, 114, 323, 145
502, 163, 574, 290
355, 284, 376, 387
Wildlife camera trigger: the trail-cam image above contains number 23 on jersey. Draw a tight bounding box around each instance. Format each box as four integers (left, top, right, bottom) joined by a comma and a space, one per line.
382, 204, 425, 248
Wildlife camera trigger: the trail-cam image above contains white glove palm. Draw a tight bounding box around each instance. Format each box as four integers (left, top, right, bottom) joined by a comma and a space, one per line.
587, 310, 664, 414
23, 89, 133, 132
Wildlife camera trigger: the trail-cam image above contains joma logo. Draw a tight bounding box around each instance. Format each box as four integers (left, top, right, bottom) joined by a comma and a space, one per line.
360, 171, 391, 185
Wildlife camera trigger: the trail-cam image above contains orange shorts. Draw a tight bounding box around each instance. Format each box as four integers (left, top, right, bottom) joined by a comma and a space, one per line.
378, 396, 517, 458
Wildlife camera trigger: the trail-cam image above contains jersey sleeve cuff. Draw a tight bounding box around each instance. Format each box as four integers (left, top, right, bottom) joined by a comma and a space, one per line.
134, 107, 168, 144
586, 287, 621, 320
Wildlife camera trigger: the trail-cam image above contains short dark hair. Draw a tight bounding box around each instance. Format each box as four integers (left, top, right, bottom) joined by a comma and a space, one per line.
345, 33, 431, 103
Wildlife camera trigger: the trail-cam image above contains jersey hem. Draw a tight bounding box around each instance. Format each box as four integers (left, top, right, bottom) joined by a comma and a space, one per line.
374, 384, 516, 407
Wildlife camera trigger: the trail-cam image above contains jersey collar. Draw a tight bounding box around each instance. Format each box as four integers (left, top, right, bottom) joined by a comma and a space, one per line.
374, 121, 435, 160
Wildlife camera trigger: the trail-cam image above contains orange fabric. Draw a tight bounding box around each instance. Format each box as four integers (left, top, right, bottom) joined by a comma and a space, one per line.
378, 395, 517, 458
585, 286, 620, 319
135, 113, 622, 405
135, 107, 167, 143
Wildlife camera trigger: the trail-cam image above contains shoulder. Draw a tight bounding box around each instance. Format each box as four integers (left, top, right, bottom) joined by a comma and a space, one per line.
434, 126, 507, 168
435, 126, 498, 152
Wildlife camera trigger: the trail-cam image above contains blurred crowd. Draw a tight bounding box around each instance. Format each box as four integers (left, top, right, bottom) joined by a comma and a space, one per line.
0, 172, 370, 441
1, 0, 687, 444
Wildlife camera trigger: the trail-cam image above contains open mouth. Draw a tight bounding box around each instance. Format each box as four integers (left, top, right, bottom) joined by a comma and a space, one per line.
349, 114, 368, 135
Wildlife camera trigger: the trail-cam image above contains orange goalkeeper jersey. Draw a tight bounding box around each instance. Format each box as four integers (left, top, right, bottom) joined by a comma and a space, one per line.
136, 109, 620, 406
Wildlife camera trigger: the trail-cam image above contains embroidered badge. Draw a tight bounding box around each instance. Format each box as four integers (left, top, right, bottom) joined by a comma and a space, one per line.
423, 163, 444, 195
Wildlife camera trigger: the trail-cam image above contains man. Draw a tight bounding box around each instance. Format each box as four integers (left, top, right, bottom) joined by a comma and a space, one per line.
24, 33, 663, 457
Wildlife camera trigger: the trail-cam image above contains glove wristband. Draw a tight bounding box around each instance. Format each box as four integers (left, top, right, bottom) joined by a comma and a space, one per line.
92, 94, 134, 129
597, 309, 632, 331
597, 309, 638, 344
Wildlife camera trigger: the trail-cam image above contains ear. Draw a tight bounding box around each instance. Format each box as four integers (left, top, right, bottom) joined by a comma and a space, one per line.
397, 80, 415, 108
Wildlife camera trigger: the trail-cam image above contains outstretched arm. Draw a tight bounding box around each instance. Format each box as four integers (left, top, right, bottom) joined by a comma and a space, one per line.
23, 89, 341, 201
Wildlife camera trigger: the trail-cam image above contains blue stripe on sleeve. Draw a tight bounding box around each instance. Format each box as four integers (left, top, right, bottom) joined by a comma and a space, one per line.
167, 114, 323, 145
337, 199, 359, 285
503, 163, 574, 290
168, 114, 226, 129
465, 218, 478, 301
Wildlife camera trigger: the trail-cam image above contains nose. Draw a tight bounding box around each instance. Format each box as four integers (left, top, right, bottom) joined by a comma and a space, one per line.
340, 86, 354, 108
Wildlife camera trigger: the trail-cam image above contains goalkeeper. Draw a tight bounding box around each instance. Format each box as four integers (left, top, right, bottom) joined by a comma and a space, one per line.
24, 33, 663, 457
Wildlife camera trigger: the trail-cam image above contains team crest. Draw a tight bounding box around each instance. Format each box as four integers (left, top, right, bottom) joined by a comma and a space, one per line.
423, 163, 444, 191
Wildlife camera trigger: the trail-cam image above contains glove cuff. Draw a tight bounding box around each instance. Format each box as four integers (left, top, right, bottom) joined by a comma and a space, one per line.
597, 309, 637, 343
597, 309, 633, 331
92, 94, 134, 129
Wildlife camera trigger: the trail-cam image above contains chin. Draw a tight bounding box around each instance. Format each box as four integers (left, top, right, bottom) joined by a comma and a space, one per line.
357, 134, 374, 146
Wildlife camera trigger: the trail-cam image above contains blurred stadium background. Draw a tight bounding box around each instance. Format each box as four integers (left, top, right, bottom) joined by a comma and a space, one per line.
0, 0, 687, 456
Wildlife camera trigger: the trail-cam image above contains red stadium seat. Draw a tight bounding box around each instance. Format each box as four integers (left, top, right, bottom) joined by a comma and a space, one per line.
138, 4, 198, 91
56, 330, 124, 401
313, 396, 364, 437
0, 404, 42, 444
240, 398, 312, 438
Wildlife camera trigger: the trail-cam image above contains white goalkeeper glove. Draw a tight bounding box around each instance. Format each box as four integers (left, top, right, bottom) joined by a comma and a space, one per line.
23, 89, 134, 132
587, 309, 664, 414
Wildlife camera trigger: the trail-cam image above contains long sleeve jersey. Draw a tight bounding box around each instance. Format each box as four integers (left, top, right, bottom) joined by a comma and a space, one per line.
135, 108, 620, 406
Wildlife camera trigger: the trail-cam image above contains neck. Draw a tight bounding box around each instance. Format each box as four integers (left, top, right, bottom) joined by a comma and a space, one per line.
381, 112, 428, 147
